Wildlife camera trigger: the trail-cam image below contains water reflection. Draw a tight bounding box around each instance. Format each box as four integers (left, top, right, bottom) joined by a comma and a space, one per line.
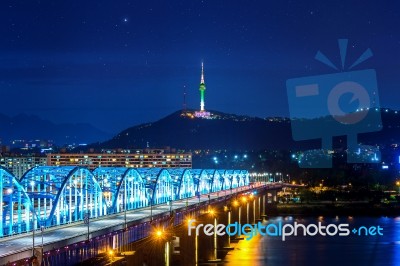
224, 234, 264, 266
222, 216, 400, 266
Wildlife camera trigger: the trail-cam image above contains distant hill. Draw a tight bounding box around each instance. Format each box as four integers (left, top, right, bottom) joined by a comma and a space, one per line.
97, 110, 312, 150
0, 113, 112, 146
97, 108, 400, 151
358, 109, 400, 147
6, 109, 396, 151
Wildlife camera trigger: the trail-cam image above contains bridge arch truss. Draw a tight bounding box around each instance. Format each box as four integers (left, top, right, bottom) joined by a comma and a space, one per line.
19, 166, 105, 227
0, 166, 250, 238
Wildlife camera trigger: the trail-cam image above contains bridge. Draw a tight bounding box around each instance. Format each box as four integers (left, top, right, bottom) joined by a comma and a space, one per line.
0, 166, 295, 265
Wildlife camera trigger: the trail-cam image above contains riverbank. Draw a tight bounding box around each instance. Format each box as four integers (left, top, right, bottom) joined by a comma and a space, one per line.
266, 202, 400, 217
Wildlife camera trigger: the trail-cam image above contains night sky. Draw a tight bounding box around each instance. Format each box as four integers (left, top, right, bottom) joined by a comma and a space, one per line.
1, 1, 400, 133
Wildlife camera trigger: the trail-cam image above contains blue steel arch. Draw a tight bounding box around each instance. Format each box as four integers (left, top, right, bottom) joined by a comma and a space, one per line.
191, 169, 201, 195
0, 167, 35, 237
20, 166, 105, 227
213, 170, 230, 192
118, 168, 147, 210
226, 170, 241, 189
166, 169, 195, 200
210, 170, 220, 192
240, 170, 250, 186
93, 167, 125, 210
192, 169, 215, 195
93, 167, 147, 213
136, 168, 173, 205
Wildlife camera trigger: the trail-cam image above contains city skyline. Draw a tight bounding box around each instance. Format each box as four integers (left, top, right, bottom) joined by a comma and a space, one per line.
1, 1, 400, 133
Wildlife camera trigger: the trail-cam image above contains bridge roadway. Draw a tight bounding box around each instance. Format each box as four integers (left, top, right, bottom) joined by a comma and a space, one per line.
0, 182, 285, 264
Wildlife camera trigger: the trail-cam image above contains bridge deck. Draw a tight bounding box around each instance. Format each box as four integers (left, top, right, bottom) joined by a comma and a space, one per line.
0, 183, 286, 264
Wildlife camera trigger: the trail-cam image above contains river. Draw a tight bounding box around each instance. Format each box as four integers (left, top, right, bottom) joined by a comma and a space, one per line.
222, 216, 400, 266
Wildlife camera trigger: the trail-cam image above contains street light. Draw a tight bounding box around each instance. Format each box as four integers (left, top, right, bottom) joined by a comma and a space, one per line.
32, 206, 35, 257
150, 194, 154, 222
109, 250, 114, 263
185, 178, 189, 212
124, 181, 127, 230
169, 198, 173, 216
153, 227, 171, 266
232, 198, 242, 240
168, 182, 174, 217
30, 178, 37, 258
147, 179, 157, 223
121, 183, 128, 252
208, 209, 218, 260
245, 196, 250, 224
190, 219, 199, 265
41, 225, 44, 255
396, 181, 400, 194
85, 212, 90, 241
247, 194, 256, 224
223, 204, 232, 247
209, 178, 213, 204
241, 196, 247, 204
208, 208, 215, 216
85, 193, 90, 241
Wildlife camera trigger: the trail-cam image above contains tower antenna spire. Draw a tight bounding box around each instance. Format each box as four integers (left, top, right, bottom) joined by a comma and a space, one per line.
201, 61, 205, 84
182, 84, 187, 112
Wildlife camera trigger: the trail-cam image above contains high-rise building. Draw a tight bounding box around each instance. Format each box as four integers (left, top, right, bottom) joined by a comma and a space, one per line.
47, 149, 192, 170
0, 156, 47, 178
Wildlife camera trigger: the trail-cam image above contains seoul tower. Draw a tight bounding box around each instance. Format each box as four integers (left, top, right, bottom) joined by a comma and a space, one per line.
199, 62, 206, 111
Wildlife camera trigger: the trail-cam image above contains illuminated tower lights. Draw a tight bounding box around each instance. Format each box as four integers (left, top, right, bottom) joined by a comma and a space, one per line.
195, 62, 211, 118
200, 62, 206, 111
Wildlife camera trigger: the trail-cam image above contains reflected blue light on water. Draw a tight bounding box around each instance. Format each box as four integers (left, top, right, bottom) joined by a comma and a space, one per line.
223, 216, 400, 266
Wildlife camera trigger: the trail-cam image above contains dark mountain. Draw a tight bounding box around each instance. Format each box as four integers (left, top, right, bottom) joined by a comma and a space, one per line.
0, 113, 112, 146
97, 108, 400, 151
2, 109, 398, 151
358, 109, 400, 146
97, 110, 316, 150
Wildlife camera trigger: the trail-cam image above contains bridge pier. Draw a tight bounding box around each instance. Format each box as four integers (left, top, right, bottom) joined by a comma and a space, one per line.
173, 223, 196, 265
219, 207, 232, 249
262, 194, 266, 216
255, 195, 262, 223
268, 190, 278, 203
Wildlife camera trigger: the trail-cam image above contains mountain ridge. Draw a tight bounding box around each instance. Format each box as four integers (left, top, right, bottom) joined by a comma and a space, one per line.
0, 113, 112, 146
96, 108, 400, 151
97, 109, 310, 150
3, 108, 400, 151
